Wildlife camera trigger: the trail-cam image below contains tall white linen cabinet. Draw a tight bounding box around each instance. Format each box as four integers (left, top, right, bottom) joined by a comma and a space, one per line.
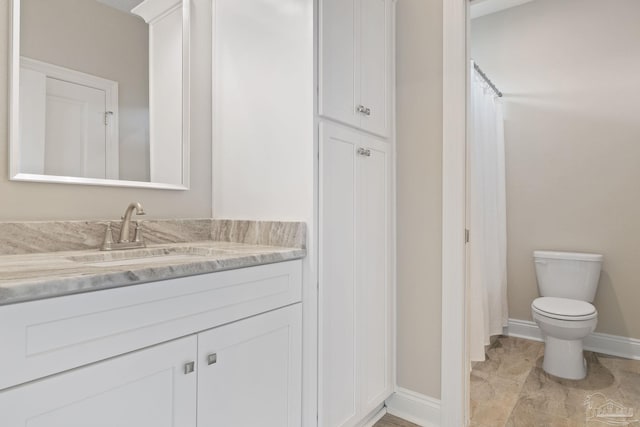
318, 0, 396, 426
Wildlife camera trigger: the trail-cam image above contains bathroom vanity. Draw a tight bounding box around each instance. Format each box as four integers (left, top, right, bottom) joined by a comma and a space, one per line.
0, 220, 306, 426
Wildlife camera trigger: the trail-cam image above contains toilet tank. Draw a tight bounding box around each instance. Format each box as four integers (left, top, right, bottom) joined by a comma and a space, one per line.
533, 251, 603, 302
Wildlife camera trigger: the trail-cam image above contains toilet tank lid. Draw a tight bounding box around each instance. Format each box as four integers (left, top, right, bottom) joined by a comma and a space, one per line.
532, 297, 597, 317
533, 251, 603, 262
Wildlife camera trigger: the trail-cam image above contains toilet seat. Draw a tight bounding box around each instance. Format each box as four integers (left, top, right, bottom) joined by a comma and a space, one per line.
532, 297, 597, 321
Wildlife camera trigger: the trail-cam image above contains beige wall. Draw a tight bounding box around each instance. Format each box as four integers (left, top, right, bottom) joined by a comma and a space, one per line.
396, 0, 443, 399
472, 0, 640, 339
21, 0, 150, 181
0, 0, 212, 220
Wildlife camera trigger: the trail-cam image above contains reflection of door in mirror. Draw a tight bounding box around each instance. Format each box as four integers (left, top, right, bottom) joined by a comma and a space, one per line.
20, 58, 119, 179
20, 0, 150, 182
46, 79, 108, 178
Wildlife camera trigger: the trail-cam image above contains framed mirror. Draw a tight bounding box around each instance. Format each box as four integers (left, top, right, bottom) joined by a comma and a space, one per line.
9, 0, 190, 190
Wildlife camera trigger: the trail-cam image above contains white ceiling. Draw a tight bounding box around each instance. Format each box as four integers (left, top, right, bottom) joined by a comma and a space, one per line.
470, 0, 535, 19
95, 0, 144, 15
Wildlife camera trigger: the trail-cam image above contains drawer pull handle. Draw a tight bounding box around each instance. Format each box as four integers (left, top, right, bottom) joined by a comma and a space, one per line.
184, 361, 195, 374
207, 353, 218, 365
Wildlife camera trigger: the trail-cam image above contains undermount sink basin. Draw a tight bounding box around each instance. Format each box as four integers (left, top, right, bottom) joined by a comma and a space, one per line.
78, 254, 205, 268
68, 246, 230, 268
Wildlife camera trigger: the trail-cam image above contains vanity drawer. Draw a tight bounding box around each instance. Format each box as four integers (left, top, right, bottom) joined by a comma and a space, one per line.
0, 260, 302, 390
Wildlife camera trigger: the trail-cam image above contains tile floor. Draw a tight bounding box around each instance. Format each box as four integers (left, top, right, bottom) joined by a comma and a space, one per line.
374, 414, 420, 427
373, 336, 640, 427
471, 336, 640, 427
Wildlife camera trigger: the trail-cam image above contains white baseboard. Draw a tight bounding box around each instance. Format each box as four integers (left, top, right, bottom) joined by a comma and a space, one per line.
504, 318, 544, 342
385, 387, 441, 427
360, 406, 387, 427
505, 318, 640, 361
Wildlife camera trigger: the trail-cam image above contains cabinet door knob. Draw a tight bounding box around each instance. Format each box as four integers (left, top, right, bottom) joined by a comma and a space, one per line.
184, 361, 195, 374
207, 353, 217, 365
356, 105, 371, 116
357, 148, 371, 157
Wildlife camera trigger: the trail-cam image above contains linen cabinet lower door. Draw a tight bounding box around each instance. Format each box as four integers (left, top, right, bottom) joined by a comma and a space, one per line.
357, 135, 392, 414
196, 304, 302, 427
0, 336, 198, 427
319, 121, 359, 427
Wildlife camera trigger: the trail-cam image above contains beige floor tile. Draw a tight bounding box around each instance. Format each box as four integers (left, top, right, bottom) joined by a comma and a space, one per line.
505, 399, 577, 427
514, 369, 586, 423
373, 414, 420, 427
474, 336, 543, 384
471, 370, 523, 427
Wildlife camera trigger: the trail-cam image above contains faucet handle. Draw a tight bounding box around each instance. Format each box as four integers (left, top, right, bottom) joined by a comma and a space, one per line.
101, 222, 115, 251
133, 221, 145, 245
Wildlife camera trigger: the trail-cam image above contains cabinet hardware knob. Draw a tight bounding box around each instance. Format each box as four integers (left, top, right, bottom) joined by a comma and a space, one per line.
356, 105, 371, 116
184, 361, 195, 374
357, 148, 371, 157
207, 353, 217, 365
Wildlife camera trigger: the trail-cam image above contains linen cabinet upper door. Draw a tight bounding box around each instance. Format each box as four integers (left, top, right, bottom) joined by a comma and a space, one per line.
319, 0, 360, 129
359, 0, 391, 137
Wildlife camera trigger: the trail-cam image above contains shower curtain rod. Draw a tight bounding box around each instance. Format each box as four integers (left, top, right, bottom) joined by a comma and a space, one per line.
473, 62, 503, 98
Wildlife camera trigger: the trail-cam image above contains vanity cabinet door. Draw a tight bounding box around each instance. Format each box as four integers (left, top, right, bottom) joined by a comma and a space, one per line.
197, 304, 302, 427
0, 336, 197, 427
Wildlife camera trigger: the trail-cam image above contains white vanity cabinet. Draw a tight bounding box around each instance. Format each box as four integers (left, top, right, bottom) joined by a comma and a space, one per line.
319, 0, 394, 138
0, 260, 303, 427
319, 122, 393, 427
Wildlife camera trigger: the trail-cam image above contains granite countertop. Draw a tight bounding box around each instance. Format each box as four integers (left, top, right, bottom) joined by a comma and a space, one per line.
0, 241, 306, 306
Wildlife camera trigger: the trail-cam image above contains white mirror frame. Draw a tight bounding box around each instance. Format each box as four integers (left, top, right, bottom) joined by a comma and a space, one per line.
8, 0, 191, 190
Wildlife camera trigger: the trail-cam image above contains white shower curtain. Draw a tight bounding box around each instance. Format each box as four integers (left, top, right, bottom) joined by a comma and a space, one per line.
469, 62, 508, 362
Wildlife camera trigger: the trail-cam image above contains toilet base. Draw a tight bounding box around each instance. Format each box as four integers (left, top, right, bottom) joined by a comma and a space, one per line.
542, 336, 587, 380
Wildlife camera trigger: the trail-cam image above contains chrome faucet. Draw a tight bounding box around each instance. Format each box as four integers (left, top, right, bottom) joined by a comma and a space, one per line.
119, 202, 145, 243
101, 202, 147, 251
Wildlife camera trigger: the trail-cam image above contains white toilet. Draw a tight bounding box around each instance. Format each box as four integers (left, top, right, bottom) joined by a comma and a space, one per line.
532, 250, 603, 380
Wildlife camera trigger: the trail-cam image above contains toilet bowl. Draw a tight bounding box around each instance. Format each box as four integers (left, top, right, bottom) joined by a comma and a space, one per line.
532, 297, 597, 379
532, 251, 603, 380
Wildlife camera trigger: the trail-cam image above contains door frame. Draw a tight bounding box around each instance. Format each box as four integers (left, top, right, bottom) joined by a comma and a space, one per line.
441, 0, 469, 426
